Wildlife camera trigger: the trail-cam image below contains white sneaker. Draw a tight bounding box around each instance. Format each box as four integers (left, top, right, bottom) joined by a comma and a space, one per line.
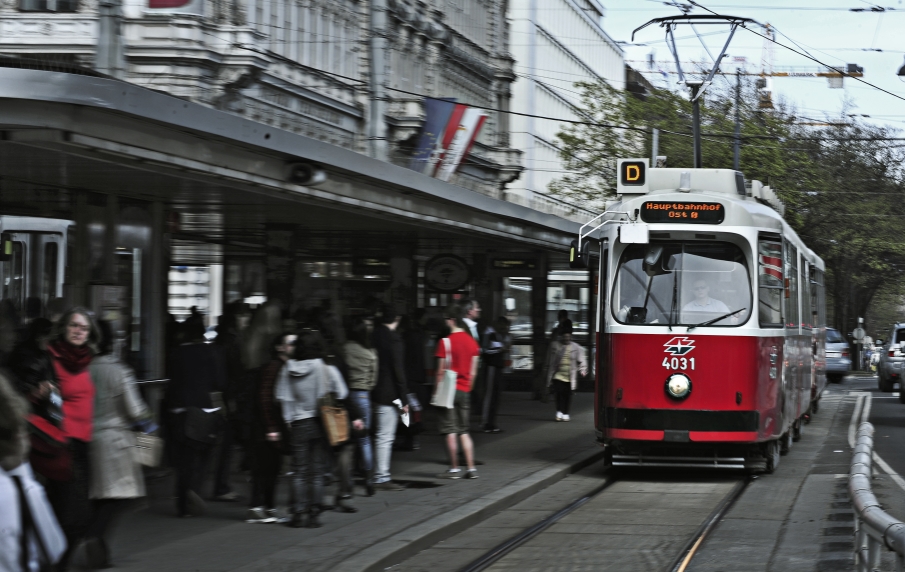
562, 414, 571, 422
266, 508, 285, 523
555, 412, 563, 421
246, 506, 274, 523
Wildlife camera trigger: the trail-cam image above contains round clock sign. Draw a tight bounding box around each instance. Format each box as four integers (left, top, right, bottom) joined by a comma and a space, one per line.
425, 254, 470, 292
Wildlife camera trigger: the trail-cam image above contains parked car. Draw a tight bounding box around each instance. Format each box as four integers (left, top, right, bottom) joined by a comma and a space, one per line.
825, 327, 851, 384
878, 324, 905, 392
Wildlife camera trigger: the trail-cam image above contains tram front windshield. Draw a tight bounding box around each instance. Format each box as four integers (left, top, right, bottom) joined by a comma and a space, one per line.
612, 242, 751, 327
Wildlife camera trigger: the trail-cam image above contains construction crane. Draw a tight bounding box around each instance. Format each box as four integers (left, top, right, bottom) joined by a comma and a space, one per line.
633, 63, 864, 109
753, 24, 862, 108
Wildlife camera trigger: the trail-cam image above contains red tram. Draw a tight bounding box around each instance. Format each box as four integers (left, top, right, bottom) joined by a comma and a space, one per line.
571, 160, 826, 473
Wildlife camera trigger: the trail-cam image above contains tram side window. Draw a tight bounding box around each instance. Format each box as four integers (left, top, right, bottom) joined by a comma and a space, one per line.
784, 242, 799, 329
757, 236, 783, 327
816, 270, 826, 327
800, 262, 811, 329
0, 241, 25, 310
43, 242, 58, 303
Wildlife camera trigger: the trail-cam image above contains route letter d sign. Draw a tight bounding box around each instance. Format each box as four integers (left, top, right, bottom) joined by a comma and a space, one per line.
616, 158, 650, 196
621, 161, 646, 186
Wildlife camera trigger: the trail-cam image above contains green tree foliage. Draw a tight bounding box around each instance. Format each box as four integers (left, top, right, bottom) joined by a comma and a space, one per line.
552, 78, 905, 334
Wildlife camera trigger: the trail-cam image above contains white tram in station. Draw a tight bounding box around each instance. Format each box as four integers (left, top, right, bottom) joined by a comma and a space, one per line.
572, 159, 826, 472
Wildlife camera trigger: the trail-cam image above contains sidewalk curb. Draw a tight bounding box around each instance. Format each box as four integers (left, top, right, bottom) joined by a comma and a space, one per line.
332, 446, 606, 572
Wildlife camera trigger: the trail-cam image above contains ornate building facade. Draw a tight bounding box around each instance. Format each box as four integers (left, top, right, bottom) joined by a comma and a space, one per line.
0, 0, 522, 196
506, 0, 623, 219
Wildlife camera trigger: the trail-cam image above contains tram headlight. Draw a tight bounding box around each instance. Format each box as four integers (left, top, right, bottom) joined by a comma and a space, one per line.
665, 373, 692, 400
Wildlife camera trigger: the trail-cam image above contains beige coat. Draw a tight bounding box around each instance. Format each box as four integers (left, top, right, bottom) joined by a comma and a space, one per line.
88, 355, 151, 499
544, 341, 588, 391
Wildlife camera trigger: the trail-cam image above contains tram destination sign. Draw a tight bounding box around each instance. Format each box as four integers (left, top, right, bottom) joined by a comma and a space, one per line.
640, 201, 725, 224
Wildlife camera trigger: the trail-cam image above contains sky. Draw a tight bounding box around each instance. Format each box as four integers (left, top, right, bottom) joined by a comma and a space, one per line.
601, 0, 905, 129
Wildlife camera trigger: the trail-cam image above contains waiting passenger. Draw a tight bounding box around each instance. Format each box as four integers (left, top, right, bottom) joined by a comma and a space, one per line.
544, 324, 587, 422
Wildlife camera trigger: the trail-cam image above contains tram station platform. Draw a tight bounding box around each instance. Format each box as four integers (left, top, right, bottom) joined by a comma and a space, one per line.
74, 377, 899, 572
89, 392, 603, 572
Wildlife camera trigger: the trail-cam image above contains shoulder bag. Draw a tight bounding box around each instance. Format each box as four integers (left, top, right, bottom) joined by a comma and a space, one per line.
430, 337, 457, 409
317, 362, 350, 447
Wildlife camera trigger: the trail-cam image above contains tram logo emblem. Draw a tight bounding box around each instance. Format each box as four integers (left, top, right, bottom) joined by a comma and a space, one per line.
663, 337, 696, 356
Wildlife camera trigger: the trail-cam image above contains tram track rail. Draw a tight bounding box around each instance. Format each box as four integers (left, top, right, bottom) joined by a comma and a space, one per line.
460, 476, 619, 572
667, 477, 750, 572
460, 472, 751, 572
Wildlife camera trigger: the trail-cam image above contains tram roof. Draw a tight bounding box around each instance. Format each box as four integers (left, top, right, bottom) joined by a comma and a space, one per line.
611, 169, 825, 272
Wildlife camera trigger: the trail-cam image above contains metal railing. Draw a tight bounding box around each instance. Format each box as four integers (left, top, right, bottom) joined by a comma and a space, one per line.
850, 422, 905, 571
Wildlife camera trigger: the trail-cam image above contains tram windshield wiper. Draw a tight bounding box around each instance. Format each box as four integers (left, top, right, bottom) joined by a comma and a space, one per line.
686, 308, 745, 332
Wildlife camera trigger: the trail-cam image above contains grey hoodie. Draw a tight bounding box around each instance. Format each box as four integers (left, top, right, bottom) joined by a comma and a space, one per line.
274, 358, 348, 423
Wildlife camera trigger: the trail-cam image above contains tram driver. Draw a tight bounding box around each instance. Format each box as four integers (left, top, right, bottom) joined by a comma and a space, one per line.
682, 279, 729, 314
682, 279, 739, 325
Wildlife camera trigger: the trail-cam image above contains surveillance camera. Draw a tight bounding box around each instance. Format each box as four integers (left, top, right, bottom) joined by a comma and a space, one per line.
285, 162, 327, 185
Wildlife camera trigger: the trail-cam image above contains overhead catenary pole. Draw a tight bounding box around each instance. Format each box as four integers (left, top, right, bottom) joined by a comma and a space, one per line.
690, 82, 703, 169
651, 128, 659, 168
733, 70, 741, 170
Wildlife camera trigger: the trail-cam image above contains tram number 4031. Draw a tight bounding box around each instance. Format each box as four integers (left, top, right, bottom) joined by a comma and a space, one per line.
662, 357, 696, 370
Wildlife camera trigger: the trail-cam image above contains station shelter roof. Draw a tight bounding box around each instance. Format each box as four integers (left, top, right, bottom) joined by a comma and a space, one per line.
0, 67, 581, 269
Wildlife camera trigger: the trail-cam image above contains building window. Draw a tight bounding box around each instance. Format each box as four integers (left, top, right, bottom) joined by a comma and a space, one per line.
20, 0, 78, 11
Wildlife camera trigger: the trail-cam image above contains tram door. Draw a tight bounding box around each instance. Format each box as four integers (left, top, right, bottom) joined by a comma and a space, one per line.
2, 230, 65, 312
596, 243, 609, 431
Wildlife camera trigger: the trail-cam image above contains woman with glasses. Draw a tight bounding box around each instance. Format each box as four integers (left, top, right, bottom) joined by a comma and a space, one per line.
43, 307, 100, 570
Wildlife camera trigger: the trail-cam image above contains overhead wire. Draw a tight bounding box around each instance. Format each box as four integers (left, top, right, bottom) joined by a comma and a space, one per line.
234, 40, 905, 146
686, 0, 905, 104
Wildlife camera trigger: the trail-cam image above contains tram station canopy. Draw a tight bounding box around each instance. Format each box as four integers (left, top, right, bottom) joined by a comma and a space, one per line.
0, 67, 580, 264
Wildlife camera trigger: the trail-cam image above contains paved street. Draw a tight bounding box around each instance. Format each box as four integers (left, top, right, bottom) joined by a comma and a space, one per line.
52, 376, 905, 572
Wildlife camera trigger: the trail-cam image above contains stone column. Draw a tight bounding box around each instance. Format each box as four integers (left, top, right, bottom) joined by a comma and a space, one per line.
265, 227, 294, 308
388, 243, 415, 315
69, 191, 90, 308
148, 201, 167, 379
530, 250, 548, 399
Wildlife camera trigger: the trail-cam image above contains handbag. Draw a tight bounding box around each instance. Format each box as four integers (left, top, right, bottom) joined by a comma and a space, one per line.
319, 393, 350, 447
430, 337, 457, 409
26, 414, 71, 482
132, 433, 164, 467
183, 407, 222, 444
317, 362, 350, 447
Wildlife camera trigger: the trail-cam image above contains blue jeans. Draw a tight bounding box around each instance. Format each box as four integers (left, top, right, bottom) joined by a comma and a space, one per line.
350, 390, 374, 482
289, 419, 326, 514
374, 404, 398, 484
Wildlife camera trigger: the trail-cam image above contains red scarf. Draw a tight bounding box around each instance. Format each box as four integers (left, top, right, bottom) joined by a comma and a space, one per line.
48, 339, 93, 374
